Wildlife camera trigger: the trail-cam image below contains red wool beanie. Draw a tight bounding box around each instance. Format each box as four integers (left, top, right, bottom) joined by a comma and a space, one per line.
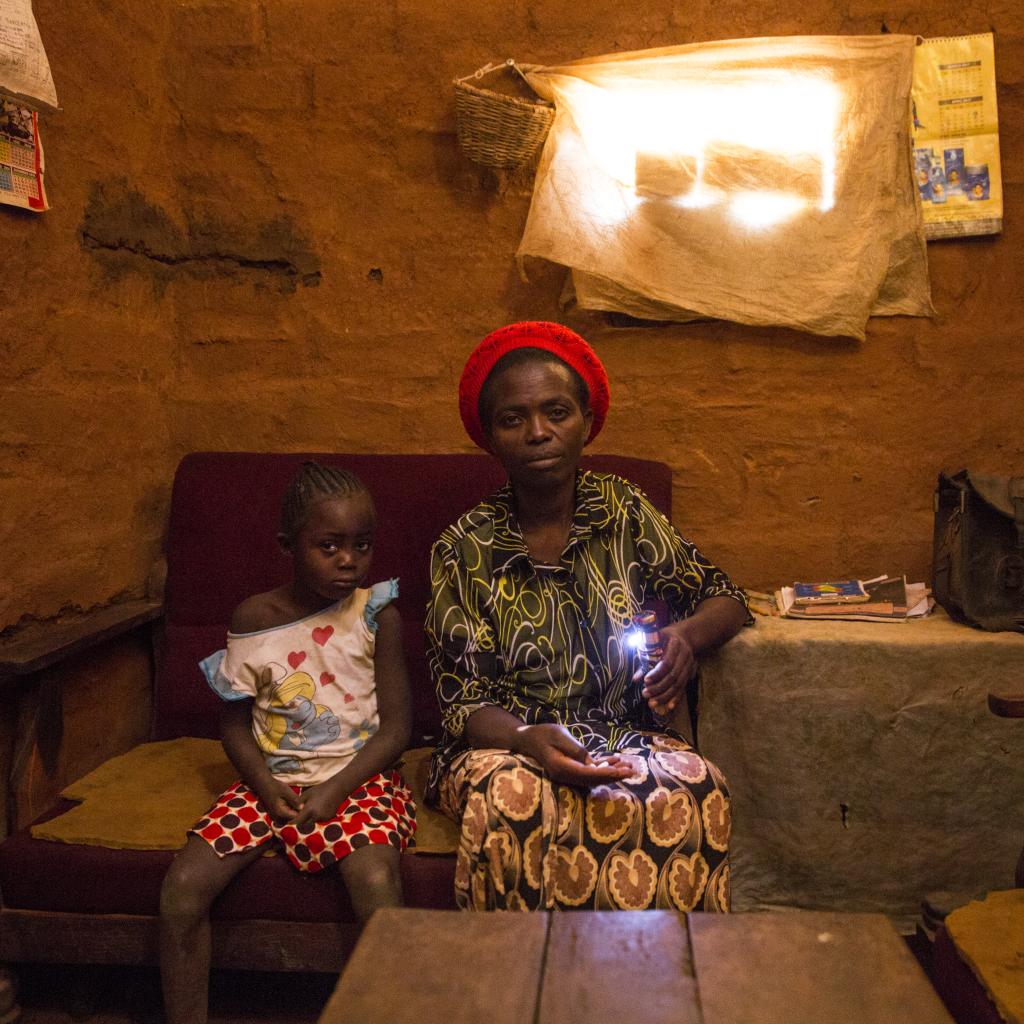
458, 321, 610, 452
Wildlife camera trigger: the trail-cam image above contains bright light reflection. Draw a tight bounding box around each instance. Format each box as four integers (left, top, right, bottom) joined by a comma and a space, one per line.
553, 71, 842, 227
672, 185, 717, 210
625, 629, 644, 650
729, 190, 807, 228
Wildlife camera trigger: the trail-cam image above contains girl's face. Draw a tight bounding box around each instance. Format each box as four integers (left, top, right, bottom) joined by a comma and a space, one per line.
285, 492, 375, 606
484, 359, 593, 490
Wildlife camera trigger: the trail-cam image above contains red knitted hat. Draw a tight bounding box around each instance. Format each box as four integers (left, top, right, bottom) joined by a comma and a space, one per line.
458, 321, 610, 451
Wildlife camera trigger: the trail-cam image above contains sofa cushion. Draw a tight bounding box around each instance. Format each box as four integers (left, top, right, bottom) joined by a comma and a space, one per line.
1, 812, 455, 920
5, 737, 459, 920
155, 624, 234, 740
30, 739, 458, 855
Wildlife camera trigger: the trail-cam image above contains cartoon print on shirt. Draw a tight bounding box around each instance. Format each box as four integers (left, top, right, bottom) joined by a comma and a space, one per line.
252, 662, 342, 775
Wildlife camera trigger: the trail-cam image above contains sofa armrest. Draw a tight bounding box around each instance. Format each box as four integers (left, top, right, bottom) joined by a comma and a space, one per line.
0, 601, 163, 683
0, 601, 163, 840
988, 692, 1024, 718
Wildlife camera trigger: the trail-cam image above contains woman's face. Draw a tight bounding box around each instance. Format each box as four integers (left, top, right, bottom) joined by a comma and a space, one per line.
483, 359, 593, 489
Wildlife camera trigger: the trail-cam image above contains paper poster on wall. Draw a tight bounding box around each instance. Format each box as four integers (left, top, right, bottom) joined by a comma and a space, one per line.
911, 33, 1002, 239
0, 0, 58, 111
0, 96, 46, 210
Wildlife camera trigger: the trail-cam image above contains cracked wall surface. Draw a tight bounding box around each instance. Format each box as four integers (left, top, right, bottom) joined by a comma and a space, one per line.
80, 180, 322, 291
1, 0, 1023, 631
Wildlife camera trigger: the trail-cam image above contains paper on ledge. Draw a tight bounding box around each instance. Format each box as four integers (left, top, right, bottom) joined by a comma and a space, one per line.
776, 581, 933, 621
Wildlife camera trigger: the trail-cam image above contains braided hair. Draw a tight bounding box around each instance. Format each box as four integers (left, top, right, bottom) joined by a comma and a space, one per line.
279, 461, 370, 543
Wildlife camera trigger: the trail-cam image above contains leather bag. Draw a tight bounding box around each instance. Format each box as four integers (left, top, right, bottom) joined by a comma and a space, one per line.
933, 470, 1024, 632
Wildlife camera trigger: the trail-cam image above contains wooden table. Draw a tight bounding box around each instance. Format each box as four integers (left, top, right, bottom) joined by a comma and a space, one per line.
318, 909, 953, 1024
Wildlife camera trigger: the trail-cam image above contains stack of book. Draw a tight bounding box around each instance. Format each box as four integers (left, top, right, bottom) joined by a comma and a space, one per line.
774, 576, 932, 622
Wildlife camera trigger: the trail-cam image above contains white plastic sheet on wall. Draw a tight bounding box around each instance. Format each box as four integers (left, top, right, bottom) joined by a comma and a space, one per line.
520, 36, 933, 340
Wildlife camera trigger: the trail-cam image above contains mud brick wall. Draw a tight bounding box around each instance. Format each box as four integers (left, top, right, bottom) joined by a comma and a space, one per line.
2, 0, 1023, 631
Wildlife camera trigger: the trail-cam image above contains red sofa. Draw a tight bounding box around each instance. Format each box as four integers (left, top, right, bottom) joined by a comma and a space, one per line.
0, 452, 672, 972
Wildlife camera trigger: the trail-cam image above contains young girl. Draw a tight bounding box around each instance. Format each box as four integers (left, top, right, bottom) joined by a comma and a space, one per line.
160, 461, 415, 1024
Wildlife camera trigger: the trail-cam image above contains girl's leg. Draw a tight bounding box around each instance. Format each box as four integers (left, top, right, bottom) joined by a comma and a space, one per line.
159, 835, 265, 1024
338, 843, 403, 921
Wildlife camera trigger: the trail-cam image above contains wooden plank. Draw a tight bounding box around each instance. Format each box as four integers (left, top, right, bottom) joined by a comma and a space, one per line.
689, 911, 954, 1024
0, 908, 355, 972
214, 919, 359, 973
318, 908, 548, 1024
537, 910, 701, 1024
0, 601, 162, 679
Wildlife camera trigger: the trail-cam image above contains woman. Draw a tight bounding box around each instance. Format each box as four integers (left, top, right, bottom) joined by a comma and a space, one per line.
425, 321, 749, 911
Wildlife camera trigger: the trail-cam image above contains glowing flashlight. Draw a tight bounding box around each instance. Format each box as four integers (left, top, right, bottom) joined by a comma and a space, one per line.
631, 610, 672, 719
631, 610, 665, 669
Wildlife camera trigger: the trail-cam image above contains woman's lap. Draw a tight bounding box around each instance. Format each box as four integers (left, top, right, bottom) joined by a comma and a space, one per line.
438, 730, 730, 911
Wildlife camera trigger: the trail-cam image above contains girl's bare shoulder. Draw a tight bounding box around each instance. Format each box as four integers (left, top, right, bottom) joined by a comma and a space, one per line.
230, 587, 296, 633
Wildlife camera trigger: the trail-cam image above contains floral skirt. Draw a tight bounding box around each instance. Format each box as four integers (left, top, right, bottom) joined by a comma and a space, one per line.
438, 731, 730, 911
191, 769, 416, 873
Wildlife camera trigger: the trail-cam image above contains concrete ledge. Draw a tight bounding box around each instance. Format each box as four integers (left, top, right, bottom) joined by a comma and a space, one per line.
699, 610, 1024, 929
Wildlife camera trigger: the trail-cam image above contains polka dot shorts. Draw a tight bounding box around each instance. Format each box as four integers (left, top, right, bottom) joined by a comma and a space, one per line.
190, 769, 416, 873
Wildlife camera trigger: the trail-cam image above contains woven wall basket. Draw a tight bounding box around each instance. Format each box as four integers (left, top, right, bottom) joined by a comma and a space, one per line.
454, 60, 555, 170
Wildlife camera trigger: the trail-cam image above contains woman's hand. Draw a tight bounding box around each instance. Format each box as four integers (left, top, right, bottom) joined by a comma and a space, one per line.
634, 597, 749, 716
256, 778, 303, 822
516, 723, 633, 788
634, 620, 697, 717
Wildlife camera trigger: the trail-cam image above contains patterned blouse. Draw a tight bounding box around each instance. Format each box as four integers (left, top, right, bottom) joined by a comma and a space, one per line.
424, 471, 748, 801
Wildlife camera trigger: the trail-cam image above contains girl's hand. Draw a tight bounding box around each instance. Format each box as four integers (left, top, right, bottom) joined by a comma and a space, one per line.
633, 621, 697, 717
517, 723, 633, 788
291, 782, 343, 827
256, 778, 303, 822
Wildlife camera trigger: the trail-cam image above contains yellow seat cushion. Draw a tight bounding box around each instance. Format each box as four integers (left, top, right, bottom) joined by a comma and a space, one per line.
945, 889, 1024, 1024
30, 738, 458, 855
